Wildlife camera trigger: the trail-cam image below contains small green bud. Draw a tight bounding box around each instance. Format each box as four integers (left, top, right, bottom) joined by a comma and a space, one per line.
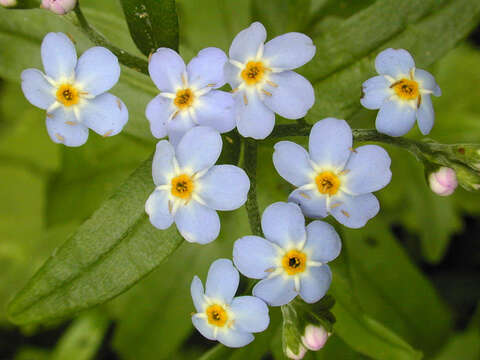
450, 163, 480, 192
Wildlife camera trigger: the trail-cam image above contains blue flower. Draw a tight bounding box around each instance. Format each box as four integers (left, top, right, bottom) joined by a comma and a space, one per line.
225, 22, 316, 139
361, 48, 441, 137
191, 259, 270, 348
21, 33, 127, 147
233, 202, 341, 306
145, 126, 250, 244
273, 118, 392, 229
147, 47, 235, 145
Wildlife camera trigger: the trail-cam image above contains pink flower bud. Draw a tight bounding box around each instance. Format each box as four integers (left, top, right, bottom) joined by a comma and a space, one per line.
286, 345, 307, 360
0, 0, 17, 7
301, 325, 328, 351
429, 167, 458, 196
41, 0, 76, 15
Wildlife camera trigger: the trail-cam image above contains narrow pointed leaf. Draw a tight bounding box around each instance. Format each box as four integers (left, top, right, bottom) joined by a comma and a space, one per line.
7, 156, 184, 325
119, 0, 179, 55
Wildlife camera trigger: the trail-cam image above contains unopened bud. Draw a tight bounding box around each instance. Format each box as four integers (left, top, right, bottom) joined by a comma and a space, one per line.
41, 0, 76, 14
286, 345, 307, 360
428, 167, 457, 196
451, 164, 480, 192
0, 0, 17, 7
301, 325, 328, 351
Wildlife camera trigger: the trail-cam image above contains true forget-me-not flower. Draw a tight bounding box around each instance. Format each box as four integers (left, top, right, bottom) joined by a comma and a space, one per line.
225, 22, 316, 139
361, 48, 441, 137
145, 126, 250, 244
233, 202, 341, 306
191, 258, 270, 347
273, 118, 392, 229
21, 32, 127, 146
146, 47, 235, 145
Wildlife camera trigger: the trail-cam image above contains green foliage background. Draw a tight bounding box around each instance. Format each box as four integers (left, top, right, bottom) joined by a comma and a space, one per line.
0, 0, 479, 359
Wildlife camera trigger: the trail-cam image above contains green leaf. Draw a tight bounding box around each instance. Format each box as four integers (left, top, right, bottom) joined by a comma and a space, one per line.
7, 156, 184, 325
119, 0, 179, 55
51, 310, 109, 360
329, 261, 423, 360
301, 0, 480, 123
251, 0, 311, 36
340, 218, 452, 353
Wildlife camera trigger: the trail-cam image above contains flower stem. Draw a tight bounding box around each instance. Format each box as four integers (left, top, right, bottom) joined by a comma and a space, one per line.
72, 5, 149, 75
243, 139, 263, 237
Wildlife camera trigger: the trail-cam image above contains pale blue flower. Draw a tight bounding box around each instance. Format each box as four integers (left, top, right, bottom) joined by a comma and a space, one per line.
147, 47, 235, 145
361, 48, 441, 137
233, 202, 341, 306
225, 22, 316, 139
273, 118, 392, 229
191, 258, 270, 347
145, 126, 250, 244
21, 32, 127, 147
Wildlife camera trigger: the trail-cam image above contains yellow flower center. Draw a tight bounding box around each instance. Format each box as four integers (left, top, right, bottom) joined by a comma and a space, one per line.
56, 84, 79, 107
174, 88, 195, 110
171, 174, 194, 199
206, 304, 228, 327
315, 171, 341, 196
282, 250, 307, 275
241, 61, 266, 85
391, 78, 419, 100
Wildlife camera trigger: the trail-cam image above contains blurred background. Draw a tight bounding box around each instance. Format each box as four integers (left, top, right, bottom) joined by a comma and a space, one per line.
0, 0, 479, 359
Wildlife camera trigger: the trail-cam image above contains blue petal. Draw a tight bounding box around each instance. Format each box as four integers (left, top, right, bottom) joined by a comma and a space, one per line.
304, 221, 341, 263
299, 265, 332, 303
263, 32, 316, 70
145, 189, 174, 230
229, 22, 266, 62
166, 111, 196, 147
235, 90, 275, 139
195, 90, 236, 133
41, 32, 77, 80
217, 329, 254, 348
79, 93, 128, 137
191, 275, 205, 313
253, 275, 297, 306
176, 126, 222, 173
308, 118, 352, 169
233, 236, 278, 279
75, 47, 120, 96
288, 188, 328, 219
329, 192, 379, 229
414, 69, 441, 96
152, 140, 175, 186
46, 107, 88, 147
224, 61, 241, 89
343, 145, 392, 195
416, 94, 434, 135
192, 315, 215, 341
262, 71, 314, 119
375, 48, 415, 77
21, 69, 55, 110
261, 202, 306, 248
376, 98, 416, 137
273, 141, 314, 187
187, 47, 227, 89
230, 296, 269, 333
198, 165, 250, 211
360, 75, 391, 110
149, 48, 185, 92
146, 95, 173, 139
205, 259, 239, 304
174, 200, 220, 244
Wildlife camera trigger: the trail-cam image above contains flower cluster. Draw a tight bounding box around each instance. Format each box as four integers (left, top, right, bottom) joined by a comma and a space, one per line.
20, 19, 446, 357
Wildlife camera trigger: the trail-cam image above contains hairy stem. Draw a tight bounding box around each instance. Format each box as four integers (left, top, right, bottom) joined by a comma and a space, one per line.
72, 5, 149, 75
243, 139, 263, 237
